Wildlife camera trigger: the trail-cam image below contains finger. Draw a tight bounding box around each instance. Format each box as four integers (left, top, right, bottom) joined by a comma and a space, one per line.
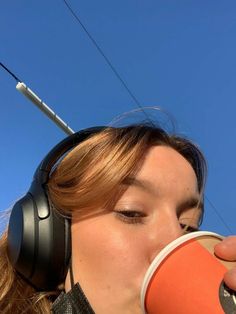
214, 236, 236, 261
224, 268, 236, 291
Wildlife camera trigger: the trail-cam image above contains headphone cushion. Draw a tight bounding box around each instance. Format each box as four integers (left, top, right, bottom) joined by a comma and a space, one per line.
8, 193, 71, 290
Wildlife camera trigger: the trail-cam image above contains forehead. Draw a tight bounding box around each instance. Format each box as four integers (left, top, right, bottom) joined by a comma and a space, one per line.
135, 145, 198, 195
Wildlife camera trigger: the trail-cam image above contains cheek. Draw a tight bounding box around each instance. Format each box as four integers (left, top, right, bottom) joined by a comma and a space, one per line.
71, 218, 151, 288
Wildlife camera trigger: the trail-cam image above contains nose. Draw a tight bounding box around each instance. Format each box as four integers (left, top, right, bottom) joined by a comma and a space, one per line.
148, 210, 184, 263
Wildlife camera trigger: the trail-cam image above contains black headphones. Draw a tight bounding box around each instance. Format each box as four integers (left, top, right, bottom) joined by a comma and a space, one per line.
7, 126, 105, 291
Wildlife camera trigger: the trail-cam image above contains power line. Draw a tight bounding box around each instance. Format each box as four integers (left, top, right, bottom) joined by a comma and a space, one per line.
63, 0, 152, 123
0, 62, 21, 82
205, 196, 233, 234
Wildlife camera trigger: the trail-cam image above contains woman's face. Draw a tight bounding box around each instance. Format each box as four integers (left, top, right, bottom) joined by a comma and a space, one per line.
66, 145, 202, 313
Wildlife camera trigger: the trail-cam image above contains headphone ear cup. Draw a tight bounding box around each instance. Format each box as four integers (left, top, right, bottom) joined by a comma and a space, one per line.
8, 192, 71, 290
8, 194, 37, 279
38, 201, 71, 290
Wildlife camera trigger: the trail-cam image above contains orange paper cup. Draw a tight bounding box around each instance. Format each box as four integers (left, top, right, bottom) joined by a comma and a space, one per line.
141, 231, 236, 314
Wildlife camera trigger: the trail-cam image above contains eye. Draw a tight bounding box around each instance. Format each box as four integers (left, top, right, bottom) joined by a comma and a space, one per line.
114, 210, 146, 224
180, 223, 199, 234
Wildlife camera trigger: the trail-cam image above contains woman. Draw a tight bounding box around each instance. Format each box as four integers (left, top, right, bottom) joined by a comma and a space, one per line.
0, 124, 236, 313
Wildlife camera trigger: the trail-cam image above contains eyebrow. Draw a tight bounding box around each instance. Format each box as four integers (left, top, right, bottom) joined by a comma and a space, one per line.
178, 197, 203, 212
122, 177, 203, 211
122, 177, 157, 196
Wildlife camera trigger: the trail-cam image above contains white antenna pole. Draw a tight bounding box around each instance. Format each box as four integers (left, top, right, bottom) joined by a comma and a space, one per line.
16, 82, 75, 135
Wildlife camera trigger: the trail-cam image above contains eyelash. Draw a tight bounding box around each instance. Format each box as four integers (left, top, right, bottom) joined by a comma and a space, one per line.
180, 223, 199, 234
114, 211, 200, 231
115, 210, 146, 224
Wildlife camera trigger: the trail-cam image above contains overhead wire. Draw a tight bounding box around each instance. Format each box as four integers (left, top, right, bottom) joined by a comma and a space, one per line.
0, 62, 21, 82
62, 0, 152, 123
62, 1, 235, 235
205, 196, 233, 234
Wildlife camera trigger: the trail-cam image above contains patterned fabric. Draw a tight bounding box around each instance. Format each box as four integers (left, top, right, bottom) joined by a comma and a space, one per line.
51, 282, 95, 314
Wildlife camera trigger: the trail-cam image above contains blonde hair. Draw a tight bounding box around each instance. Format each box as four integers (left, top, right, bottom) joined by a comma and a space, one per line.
0, 232, 53, 313
0, 124, 206, 313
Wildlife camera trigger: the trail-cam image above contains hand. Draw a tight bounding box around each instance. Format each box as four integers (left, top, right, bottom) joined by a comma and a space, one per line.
214, 236, 236, 290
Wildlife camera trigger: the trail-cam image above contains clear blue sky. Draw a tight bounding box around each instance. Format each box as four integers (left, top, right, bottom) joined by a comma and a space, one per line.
1, 1, 236, 235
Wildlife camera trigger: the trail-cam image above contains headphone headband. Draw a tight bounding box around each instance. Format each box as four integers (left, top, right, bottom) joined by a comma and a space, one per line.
35, 126, 106, 184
